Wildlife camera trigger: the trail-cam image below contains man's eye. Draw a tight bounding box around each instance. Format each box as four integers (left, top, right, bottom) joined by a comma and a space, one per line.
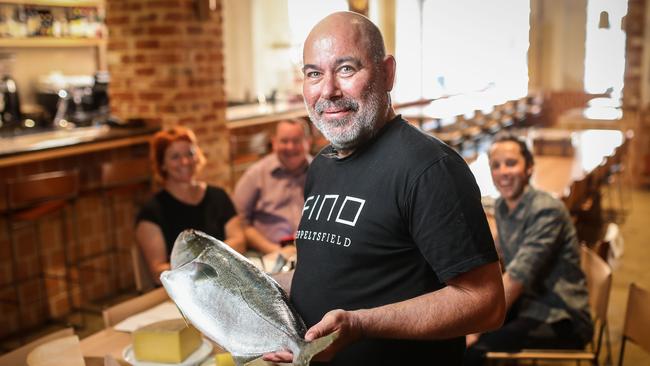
339, 66, 354, 74
306, 71, 321, 78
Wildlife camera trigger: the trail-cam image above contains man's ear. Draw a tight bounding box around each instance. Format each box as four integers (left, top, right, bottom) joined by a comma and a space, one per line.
383, 55, 396, 92
526, 164, 534, 179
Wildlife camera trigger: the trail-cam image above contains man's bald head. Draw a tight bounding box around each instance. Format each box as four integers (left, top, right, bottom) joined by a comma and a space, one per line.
304, 11, 386, 65
301, 11, 396, 155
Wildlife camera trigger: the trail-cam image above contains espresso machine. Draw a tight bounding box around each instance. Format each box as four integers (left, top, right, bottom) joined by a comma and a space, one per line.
0, 74, 22, 130
36, 71, 110, 127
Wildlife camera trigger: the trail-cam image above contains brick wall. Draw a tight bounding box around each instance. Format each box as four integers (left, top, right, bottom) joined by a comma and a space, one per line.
622, 0, 650, 186
623, 0, 645, 110
106, 0, 230, 188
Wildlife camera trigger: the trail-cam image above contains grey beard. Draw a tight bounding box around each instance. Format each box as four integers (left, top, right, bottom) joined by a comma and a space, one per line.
308, 91, 384, 151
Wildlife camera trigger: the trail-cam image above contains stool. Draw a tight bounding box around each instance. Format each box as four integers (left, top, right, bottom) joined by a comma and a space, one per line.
100, 158, 151, 294
3, 170, 82, 338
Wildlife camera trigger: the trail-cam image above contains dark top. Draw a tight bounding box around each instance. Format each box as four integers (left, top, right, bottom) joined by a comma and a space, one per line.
496, 186, 593, 343
136, 185, 236, 255
291, 116, 499, 365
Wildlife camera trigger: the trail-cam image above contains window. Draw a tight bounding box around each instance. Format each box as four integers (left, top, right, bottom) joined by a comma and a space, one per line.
287, 0, 348, 69
395, 0, 530, 107
584, 0, 628, 108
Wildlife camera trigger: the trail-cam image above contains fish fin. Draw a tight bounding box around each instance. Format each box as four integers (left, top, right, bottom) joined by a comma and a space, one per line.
293, 330, 340, 366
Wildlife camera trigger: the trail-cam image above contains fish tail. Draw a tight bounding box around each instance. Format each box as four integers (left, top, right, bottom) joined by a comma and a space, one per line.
294, 330, 340, 366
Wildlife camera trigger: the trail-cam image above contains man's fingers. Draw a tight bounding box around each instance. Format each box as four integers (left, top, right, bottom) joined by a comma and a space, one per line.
262, 351, 294, 363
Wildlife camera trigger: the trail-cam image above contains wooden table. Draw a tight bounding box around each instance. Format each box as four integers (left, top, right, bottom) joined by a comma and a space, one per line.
469, 128, 624, 200
80, 328, 133, 361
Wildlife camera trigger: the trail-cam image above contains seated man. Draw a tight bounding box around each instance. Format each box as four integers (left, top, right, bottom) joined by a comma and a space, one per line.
464, 132, 593, 366
233, 119, 312, 255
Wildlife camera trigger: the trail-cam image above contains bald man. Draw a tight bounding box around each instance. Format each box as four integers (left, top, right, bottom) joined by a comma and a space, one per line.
266, 12, 505, 365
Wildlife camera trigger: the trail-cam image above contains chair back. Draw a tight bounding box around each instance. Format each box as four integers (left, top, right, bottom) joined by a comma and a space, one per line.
580, 245, 612, 357
618, 283, 650, 365
131, 244, 156, 294
6, 171, 79, 210
0, 328, 74, 366
565, 176, 590, 214
580, 245, 612, 322
101, 158, 151, 191
102, 287, 168, 328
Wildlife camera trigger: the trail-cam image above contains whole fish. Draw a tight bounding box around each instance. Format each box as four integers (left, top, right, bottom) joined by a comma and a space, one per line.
161, 230, 336, 366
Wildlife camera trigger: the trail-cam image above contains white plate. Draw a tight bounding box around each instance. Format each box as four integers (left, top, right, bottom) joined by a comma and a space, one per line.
123, 339, 213, 366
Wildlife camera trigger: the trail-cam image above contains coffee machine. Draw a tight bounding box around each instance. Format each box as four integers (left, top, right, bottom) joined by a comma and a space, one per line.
0, 74, 21, 129
36, 71, 110, 127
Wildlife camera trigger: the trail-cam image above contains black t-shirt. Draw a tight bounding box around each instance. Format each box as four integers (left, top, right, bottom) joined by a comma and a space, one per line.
136, 185, 236, 255
291, 117, 498, 365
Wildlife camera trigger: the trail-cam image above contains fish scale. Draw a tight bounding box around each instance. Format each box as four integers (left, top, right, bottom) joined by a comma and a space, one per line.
161, 229, 337, 366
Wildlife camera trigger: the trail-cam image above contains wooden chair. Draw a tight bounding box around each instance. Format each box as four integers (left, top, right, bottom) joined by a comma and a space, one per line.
100, 158, 152, 293
617, 283, 650, 366
131, 244, 156, 294
0, 328, 74, 366
486, 245, 613, 365
3, 170, 82, 333
102, 287, 168, 328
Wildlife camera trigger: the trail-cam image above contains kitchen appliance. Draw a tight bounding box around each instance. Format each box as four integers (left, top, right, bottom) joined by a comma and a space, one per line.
36, 71, 110, 127
0, 74, 22, 129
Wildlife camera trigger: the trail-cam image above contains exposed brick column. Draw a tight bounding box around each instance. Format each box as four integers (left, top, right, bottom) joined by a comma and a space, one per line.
622, 0, 645, 110
106, 0, 230, 188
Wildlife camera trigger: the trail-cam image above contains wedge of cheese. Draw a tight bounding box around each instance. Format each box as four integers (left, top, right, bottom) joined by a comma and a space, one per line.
215, 352, 235, 366
132, 319, 202, 363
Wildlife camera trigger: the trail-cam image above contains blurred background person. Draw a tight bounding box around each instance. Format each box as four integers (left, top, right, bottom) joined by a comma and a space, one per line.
233, 119, 312, 256
464, 132, 592, 365
135, 126, 245, 283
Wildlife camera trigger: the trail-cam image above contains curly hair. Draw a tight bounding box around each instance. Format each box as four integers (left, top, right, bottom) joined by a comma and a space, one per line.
150, 126, 206, 183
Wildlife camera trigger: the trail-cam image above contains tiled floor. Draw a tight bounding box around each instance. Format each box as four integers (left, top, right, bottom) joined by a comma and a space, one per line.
2, 187, 649, 366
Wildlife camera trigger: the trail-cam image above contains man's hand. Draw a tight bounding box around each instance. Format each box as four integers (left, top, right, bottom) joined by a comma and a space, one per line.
263, 309, 364, 363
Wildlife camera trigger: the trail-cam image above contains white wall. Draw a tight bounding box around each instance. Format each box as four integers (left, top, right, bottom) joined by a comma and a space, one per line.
223, 0, 254, 102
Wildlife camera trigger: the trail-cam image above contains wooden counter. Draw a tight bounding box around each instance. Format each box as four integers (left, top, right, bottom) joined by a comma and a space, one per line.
0, 125, 159, 168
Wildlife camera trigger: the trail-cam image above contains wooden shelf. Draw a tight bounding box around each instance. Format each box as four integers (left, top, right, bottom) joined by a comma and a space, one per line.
0, 37, 105, 48
0, 0, 103, 7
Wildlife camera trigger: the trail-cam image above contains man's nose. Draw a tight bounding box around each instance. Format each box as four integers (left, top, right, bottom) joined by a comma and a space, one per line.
320, 73, 342, 99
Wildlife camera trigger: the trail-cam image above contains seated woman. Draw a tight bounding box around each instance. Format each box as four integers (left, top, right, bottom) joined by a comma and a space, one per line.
135, 126, 245, 283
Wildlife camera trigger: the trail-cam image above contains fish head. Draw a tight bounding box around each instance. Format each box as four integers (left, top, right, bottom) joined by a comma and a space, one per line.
170, 229, 216, 269
161, 258, 222, 293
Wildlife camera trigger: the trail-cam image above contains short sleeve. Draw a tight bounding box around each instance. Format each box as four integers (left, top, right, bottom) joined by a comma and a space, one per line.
207, 186, 237, 223
406, 155, 498, 282
220, 190, 237, 222
135, 197, 162, 226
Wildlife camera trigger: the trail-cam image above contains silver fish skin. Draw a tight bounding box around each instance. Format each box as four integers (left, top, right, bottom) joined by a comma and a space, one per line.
161, 230, 334, 366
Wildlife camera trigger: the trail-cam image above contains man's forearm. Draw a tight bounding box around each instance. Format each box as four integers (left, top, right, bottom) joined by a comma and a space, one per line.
244, 226, 281, 254
351, 262, 505, 340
